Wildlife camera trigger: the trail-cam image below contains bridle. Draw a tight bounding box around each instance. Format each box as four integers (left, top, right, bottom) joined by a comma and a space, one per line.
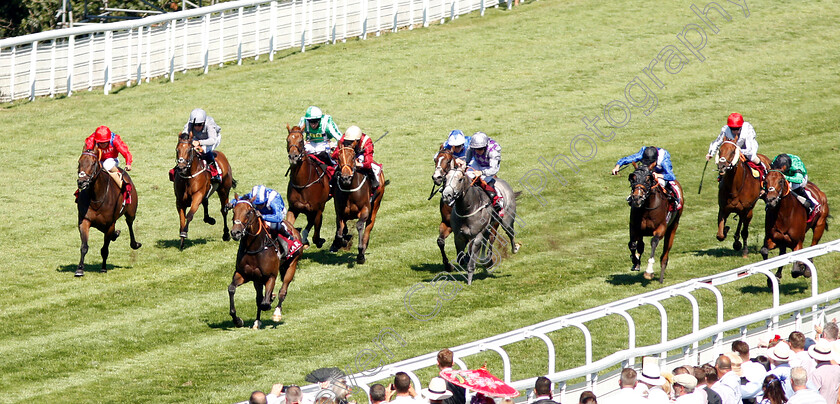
442, 169, 489, 216
629, 168, 662, 210
287, 129, 305, 166
336, 146, 367, 193
717, 141, 742, 172
764, 170, 791, 206
78, 151, 102, 189
231, 200, 280, 255
176, 137, 208, 178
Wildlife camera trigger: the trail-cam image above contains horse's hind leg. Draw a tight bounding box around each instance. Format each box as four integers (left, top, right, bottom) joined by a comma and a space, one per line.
644, 236, 660, 281
274, 260, 299, 322
228, 272, 246, 327
202, 196, 216, 225
659, 221, 680, 284
736, 210, 753, 258
252, 280, 268, 330
101, 224, 116, 273
77, 220, 92, 277
218, 185, 230, 241
438, 223, 453, 272
356, 215, 371, 265
313, 209, 326, 248
732, 214, 744, 252
126, 213, 142, 250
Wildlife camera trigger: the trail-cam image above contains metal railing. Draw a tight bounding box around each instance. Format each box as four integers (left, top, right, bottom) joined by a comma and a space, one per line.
0, 0, 511, 102
298, 239, 840, 403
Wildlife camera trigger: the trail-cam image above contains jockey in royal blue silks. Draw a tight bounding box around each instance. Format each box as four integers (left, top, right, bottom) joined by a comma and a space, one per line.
611, 146, 682, 210
441, 130, 471, 159
241, 185, 303, 257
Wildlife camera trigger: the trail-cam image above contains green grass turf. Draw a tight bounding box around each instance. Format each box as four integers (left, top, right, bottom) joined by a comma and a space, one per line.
2, 0, 840, 401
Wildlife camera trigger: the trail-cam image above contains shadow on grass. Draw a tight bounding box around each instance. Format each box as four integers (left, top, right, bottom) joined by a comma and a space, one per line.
410, 262, 444, 274
691, 245, 761, 257
303, 249, 358, 267
740, 282, 809, 296
205, 318, 285, 330
155, 238, 209, 249
605, 272, 656, 287
56, 263, 126, 273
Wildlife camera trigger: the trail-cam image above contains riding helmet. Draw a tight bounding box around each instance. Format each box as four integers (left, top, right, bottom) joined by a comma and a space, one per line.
727, 113, 744, 128
344, 126, 363, 141
93, 125, 112, 142
470, 132, 489, 149
772, 154, 792, 171
190, 108, 207, 125
447, 130, 466, 146
640, 146, 659, 166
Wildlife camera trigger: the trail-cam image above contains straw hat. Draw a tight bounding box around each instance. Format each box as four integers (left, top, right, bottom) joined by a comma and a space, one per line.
638, 357, 665, 386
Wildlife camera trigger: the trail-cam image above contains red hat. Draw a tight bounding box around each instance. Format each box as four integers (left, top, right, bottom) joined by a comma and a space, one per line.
93, 126, 112, 142
727, 113, 744, 128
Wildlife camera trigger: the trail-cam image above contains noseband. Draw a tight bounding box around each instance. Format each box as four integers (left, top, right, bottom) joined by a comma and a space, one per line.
717, 141, 742, 171
287, 131, 305, 162
177, 139, 196, 170
78, 151, 102, 185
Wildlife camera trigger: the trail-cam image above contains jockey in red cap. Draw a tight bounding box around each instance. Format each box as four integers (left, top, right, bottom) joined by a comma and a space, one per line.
706, 112, 767, 179
83, 125, 133, 195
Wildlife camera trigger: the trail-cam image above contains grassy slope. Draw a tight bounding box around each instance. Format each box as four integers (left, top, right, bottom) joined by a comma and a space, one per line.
1, 0, 840, 402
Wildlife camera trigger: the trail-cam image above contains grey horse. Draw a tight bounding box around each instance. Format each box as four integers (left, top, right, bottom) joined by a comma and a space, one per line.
441, 167, 521, 284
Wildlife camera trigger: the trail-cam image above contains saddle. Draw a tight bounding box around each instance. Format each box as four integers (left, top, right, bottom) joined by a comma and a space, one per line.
307, 154, 336, 179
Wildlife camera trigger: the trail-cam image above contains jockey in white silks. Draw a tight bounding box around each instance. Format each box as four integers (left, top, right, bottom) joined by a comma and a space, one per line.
706, 112, 767, 180
459, 132, 505, 217
183, 108, 223, 183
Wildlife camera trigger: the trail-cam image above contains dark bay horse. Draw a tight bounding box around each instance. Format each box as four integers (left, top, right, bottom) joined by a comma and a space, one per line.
228, 197, 302, 328
760, 170, 829, 280
626, 166, 682, 283
714, 140, 771, 257
441, 167, 520, 285
174, 131, 236, 250
330, 144, 386, 264
431, 146, 456, 272
285, 124, 331, 248
76, 150, 141, 276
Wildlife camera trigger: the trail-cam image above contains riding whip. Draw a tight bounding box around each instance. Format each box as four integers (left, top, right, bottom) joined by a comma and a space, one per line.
698, 159, 709, 194
373, 131, 389, 143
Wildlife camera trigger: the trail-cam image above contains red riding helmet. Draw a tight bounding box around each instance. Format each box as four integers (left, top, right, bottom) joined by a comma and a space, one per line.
727, 113, 744, 128
93, 126, 112, 143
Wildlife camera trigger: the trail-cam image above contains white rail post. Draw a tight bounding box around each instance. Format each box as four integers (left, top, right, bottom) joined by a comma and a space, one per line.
300, 0, 306, 52
480, 0, 484, 16
127, 28, 133, 86
343, 0, 348, 42
219, 11, 225, 66
392, 0, 398, 32
454, 0, 458, 19
88, 34, 94, 90
409, 0, 414, 29
164, 24, 170, 79
376, 0, 381, 36
440, 0, 445, 23
28, 40, 37, 100
361, 0, 368, 39
237, 7, 243, 65
136, 27, 143, 84
67, 36, 74, 96
9, 45, 15, 100
270, 1, 277, 61
331, 0, 337, 43
145, 25, 151, 83
423, 0, 429, 27
203, 14, 210, 72
104, 30, 112, 94
183, 18, 188, 72
49, 39, 56, 97
255, 4, 261, 60
291, 0, 297, 48
170, 22, 176, 81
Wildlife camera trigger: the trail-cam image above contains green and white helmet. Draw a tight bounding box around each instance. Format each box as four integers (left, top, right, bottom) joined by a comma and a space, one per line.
305, 106, 323, 120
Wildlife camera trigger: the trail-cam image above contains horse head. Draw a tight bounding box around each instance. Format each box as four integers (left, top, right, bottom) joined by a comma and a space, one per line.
716, 141, 742, 175
432, 146, 455, 186
287, 124, 306, 166
441, 167, 469, 206
78, 149, 101, 190
230, 195, 258, 241
628, 166, 654, 208
335, 145, 357, 188
176, 131, 196, 175
764, 170, 789, 209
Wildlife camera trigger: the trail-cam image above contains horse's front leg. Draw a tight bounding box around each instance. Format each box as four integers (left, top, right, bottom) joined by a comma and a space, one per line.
465, 236, 483, 285
313, 208, 326, 248
716, 209, 730, 241
218, 186, 230, 241
228, 271, 246, 327
737, 210, 753, 257
644, 235, 661, 281
438, 222, 453, 272
202, 196, 216, 225
181, 193, 204, 247
100, 224, 117, 274
252, 279, 268, 330
330, 214, 346, 253
628, 239, 640, 272
273, 259, 299, 322
732, 213, 744, 252
77, 220, 92, 277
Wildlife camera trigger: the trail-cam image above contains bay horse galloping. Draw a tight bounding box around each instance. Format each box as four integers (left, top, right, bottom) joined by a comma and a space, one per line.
626, 166, 682, 283
76, 150, 141, 276
714, 140, 771, 257
431, 146, 457, 272
174, 131, 236, 250
760, 170, 829, 280
330, 144, 386, 264
285, 124, 331, 248
228, 197, 302, 328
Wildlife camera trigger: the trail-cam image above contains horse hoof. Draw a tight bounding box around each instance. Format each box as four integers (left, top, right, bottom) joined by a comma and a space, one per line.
630, 265, 639, 272
444, 263, 454, 272
252, 321, 261, 330
233, 317, 244, 328
131, 242, 142, 250
643, 272, 654, 280
100, 267, 107, 274
111, 230, 121, 241
315, 238, 326, 248
357, 254, 366, 265
733, 240, 742, 252
272, 314, 282, 322
75, 269, 84, 277
222, 233, 230, 242
513, 243, 521, 254
204, 217, 216, 225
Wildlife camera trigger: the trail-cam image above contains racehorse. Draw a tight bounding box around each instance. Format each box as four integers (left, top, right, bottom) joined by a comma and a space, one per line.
431, 146, 457, 272
760, 170, 829, 280
626, 165, 682, 283
441, 167, 520, 285
174, 131, 236, 250
714, 140, 771, 257
285, 124, 331, 248
330, 143, 386, 264
227, 197, 302, 329
76, 149, 141, 276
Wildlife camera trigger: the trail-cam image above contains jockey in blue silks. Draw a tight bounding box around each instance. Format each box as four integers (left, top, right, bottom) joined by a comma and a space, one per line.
442, 130, 471, 159
612, 146, 682, 209
241, 185, 303, 257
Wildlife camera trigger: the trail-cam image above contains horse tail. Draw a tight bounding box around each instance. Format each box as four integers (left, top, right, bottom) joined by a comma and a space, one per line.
513, 191, 523, 200
827, 214, 832, 231
383, 179, 391, 188
229, 165, 238, 188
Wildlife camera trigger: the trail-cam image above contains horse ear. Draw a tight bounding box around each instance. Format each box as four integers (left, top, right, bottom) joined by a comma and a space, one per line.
628, 173, 634, 182
439, 143, 445, 151
233, 192, 239, 200
286, 123, 291, 132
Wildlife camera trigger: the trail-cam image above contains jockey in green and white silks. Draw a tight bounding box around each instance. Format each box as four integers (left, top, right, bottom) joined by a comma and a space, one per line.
771, 153, 821, 223
298, 106, 341, 166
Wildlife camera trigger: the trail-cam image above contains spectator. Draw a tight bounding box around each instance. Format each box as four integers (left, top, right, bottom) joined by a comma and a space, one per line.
733, 341, 768, 403
759, 375, 787, 404
768, 343, 794, 399
674, 366, 692, 376
371, 384, 388, 404
388, 372, 422, 404
818, 323, 839, 342
421, 377, 453, 404
673, 374, 703, 404
606, 368, 643, 404
438, 349, 467, 404
702, 364, 718, 388
712, 354, 742, 404
694, 366, 721, 404
807, 339, 840, 404
788, 332, 816, 377
636, 357, 669, 404
532, 376, 558, 404
755, 356, 771, 372
788, 367, 826, 404
251, 391, 269, 404
580, 391, 597, 404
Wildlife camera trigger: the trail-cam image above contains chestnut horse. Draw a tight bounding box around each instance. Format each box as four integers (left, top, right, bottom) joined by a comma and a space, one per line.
76, 150, 141, 276
626, 165, 682, 283
760, 170, 829, 280
285, 125, 331, 248
228, 197, 302, 329
431, 146, 457, 272
174, 131, 236, 250
330, 144, 386, 264
714, 140, 771, 257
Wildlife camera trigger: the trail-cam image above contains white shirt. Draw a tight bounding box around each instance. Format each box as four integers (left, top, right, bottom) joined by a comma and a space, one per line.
788, 388, 828, 404
791, 351, 817, 376
392, 395, 425, 404
712, 371, 743, 404
605, 387, 647, 404
675, 391, 705, 404
708, 122, 758, 158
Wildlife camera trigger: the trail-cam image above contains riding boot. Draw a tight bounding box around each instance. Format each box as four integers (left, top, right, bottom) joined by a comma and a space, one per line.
368, 171, 380, 198
276, 223, 303, 257
665, 183, 680, 210
480, 181, 504, 218
315, 151, 334, 167
207, 160, 221, 183
107, 169, 123, 189
169, 167, 176, 182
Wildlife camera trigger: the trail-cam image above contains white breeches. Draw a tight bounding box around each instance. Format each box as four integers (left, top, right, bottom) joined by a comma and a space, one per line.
266, 219, 288, 231
791, 175, 808, 190
202, 141, 219, 154
466, 162, 493, 183
304, 141, 331, 155
356, 155, 382, 178
102, 158, 119, 171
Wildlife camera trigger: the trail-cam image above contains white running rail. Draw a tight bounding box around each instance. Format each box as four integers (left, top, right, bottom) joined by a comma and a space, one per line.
298, 239, 840, 404
0, 0, 506, 103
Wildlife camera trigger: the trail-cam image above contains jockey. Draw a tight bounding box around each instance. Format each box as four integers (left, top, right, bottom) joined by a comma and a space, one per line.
242, 185, 303, 257
84, 125, 133, 195
442, 130, 471, 159
706, 113, 767, 179
612, 146, 682, 210
298, 106, 341, 168
461, 132, 505, 217
771, 154, 820, 223
183, 108, 222, 183
331, 125, 382, 198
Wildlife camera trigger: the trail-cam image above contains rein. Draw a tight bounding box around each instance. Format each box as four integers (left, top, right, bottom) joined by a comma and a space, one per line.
233, 200, 280, 255
176, 140, 209, 179
79, 152, 110, 207
336, 147, 367, 193
453, 201, 490, 218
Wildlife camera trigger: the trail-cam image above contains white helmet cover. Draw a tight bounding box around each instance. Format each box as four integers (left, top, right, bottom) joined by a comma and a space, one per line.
344, 125, 363, 141
447, 130, 466, 147
470, 132, 489, 148
190, 108, 207, 125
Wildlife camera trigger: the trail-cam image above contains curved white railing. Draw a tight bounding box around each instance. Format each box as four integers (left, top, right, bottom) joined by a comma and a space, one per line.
297, 239, 840, 404
0, 0, 512, 102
